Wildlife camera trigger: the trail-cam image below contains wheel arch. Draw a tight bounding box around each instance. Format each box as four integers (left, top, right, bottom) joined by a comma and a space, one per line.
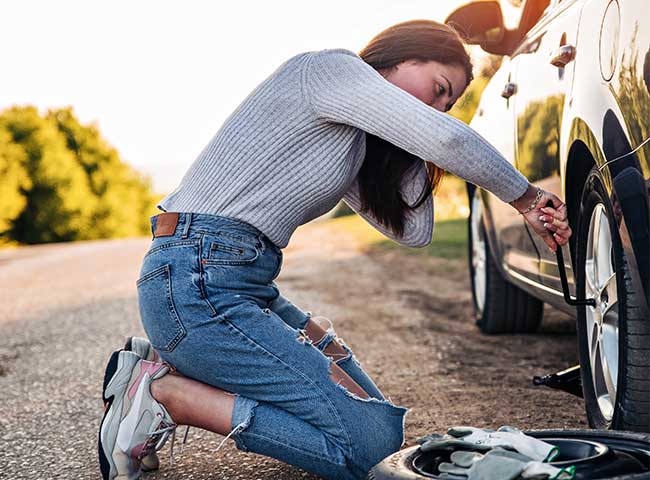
566, 116, 649, 313
565, 140, 597, 267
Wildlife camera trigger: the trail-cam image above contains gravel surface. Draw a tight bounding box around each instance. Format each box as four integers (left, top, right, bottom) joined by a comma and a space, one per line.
0, 219, 586, 479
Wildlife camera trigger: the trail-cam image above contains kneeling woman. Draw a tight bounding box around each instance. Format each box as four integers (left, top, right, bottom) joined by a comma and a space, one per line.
98, 19, 571, 480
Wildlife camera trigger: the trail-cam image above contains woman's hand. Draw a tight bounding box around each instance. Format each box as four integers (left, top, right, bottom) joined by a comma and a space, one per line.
510, 185, 572, 252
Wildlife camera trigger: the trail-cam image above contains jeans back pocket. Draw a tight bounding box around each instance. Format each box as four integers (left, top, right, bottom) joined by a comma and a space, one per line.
136, 264, 186, 352
202, 231, 260, 265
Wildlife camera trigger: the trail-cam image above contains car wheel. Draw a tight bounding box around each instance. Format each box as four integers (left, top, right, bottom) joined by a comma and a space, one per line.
367, 429, 650, 479
467, 185, 543, 334
575, 167, 649, 432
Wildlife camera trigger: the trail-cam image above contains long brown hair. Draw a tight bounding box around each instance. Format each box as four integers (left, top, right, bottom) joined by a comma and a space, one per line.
356, 19, 473, 238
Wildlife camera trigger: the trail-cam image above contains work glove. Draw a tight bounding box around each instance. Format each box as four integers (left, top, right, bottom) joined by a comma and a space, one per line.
447, 426, 559, 462
438, 448, 576, 480
416, 432, 493, 454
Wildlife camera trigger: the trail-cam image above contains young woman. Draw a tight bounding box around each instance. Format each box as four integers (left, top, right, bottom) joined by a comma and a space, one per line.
98, 19, 571, 480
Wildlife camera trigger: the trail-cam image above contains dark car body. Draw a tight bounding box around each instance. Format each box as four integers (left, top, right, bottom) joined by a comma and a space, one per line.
446, 0, 649, 432
468, 0, 649, 318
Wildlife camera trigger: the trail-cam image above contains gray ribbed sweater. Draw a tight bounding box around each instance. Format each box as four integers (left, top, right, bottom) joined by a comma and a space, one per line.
158, 48, 529, 249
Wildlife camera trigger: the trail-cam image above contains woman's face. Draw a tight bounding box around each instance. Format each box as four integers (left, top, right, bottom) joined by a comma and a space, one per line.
381, 59, 468, 112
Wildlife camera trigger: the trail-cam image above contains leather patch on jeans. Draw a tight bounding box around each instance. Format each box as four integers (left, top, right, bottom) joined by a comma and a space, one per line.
154, 212, 179, 237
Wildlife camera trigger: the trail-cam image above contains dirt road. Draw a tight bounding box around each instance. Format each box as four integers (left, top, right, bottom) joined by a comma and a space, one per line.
0, 218, 585, 479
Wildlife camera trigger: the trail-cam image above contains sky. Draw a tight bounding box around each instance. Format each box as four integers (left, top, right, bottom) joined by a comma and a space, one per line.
2, 0, 479, 194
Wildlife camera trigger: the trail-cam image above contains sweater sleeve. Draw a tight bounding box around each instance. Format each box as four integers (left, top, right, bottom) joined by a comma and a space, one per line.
303, 48, 530, 204
342, 160, 433, 247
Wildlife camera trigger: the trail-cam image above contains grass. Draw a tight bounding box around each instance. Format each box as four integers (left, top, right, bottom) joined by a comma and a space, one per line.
386, 217, 468, 260
325, 174, 470, 260
328, 214, 468, 260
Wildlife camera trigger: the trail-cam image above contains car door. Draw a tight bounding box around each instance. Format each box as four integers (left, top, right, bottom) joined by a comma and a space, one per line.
472, 0, 557, 285
510, 0, 584, 291
470, 56, 542, 283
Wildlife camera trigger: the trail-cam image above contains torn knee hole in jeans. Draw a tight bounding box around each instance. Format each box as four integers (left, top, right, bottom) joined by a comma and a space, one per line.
296, 329, 314, 345
318, 337, 374, 403
327, 360, 399, 409
327, 358, 370, 400
294, 318, 388, 404
295, 328, 351, 363
296, 316, 344, 352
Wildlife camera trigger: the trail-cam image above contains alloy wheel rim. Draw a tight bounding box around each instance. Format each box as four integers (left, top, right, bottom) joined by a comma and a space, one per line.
470, 191, 487, 315
584, 203, 619, 422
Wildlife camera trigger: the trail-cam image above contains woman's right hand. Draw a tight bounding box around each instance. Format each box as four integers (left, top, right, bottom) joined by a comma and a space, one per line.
510, 185, 572, 253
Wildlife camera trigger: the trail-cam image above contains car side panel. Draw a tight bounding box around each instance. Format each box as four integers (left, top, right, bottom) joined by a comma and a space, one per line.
511, 0, 584, 294
469, 59, 542, 284
566, 0, 650, 313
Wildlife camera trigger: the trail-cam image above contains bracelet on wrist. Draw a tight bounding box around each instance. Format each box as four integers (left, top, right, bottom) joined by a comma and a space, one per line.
519, 188, 543, 214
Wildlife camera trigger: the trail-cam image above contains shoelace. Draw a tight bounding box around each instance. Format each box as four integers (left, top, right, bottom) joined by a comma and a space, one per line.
140, 423, 192, 467
138, 414, 179, 465
143, 421, 246, 467
145, 361, 186, 465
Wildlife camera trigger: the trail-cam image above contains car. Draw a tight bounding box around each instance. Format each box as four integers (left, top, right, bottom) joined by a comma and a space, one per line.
445, 0, 649, 433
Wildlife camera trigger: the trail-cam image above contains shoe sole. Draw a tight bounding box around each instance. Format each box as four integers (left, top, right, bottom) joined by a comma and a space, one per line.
121, 337, 160, 473
98, 350, 141, 480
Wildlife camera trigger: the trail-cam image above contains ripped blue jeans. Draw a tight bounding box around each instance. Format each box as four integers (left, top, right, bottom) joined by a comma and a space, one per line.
136, 212, 409, 480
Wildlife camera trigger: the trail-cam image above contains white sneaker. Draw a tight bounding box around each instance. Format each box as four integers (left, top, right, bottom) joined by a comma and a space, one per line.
124, 336, 160, 363
122, 337, 162, 472
98, 350, 176, 479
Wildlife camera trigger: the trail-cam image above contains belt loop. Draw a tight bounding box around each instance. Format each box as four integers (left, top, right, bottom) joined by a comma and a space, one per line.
181, 213, 192, 239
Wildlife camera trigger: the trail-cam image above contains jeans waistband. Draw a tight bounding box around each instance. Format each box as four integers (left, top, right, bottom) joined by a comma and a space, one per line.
150, 212, 265, 241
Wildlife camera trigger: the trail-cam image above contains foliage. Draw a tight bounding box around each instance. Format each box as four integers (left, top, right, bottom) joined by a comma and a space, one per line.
0, 105, 157, 244
378, 217, 468, 260
331, 201, 355, 218
0, 127, 30, 240
617, 24, 650, 166
516, 95, 563, 182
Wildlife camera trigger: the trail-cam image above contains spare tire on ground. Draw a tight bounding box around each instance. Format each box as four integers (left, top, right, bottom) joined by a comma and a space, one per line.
367, 429, 650, 479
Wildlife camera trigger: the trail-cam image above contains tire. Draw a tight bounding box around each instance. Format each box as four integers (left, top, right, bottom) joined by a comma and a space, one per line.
575, 167, 650, 432
467, 184, 543, 334
367, 429, 650, 479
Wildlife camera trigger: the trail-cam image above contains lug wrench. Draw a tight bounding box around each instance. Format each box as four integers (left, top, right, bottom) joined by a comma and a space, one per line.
533, 200, 598, 397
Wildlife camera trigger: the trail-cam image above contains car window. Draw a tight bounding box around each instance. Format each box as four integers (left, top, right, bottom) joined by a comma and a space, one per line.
509, 0, 551, 47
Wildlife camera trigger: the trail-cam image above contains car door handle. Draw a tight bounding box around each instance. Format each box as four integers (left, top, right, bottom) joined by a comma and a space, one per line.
501, 82, 517, 99
549, 45, 576, 68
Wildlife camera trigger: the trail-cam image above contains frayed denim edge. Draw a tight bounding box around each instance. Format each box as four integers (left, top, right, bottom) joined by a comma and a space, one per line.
226, 395, 260, 452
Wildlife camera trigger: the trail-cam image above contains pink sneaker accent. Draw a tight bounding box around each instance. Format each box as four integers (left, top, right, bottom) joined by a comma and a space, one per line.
128, 360, 167, 400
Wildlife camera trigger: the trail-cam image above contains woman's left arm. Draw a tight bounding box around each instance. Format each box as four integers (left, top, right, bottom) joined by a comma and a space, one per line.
342, 160, 433, 247
305, 49, 530, 205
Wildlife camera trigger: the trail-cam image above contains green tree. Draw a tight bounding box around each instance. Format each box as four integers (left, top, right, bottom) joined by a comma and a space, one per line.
0, 106, 96, 243
48, 107, 155, 238
0, 127, 30, 240
0, 105, 156, 244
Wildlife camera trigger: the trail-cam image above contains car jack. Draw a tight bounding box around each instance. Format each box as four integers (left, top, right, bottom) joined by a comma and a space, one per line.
533, 364, 583, 398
